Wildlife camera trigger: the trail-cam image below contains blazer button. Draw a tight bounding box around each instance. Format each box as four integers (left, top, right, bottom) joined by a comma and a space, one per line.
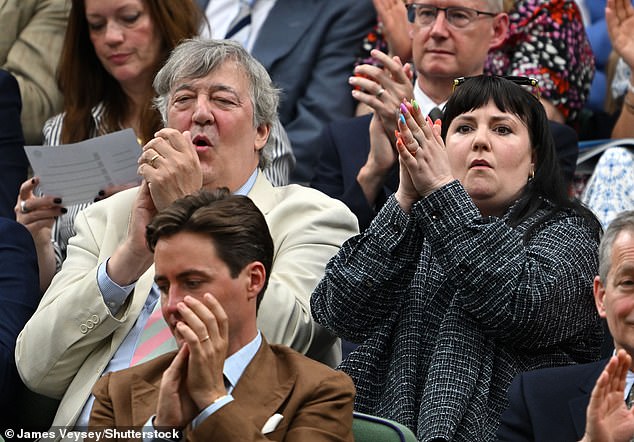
91, 314, 99, 323
80, 324, 88, 334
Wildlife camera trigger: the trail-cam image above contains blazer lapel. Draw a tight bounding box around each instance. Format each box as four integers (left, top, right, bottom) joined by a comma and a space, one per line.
231, 339, 297, 429
251, 0, 323, 70
568, 360, 608, 439
130, 374, 161, 426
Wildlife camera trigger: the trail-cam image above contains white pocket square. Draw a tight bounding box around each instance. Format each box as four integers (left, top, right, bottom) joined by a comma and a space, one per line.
261, 413, 284, 434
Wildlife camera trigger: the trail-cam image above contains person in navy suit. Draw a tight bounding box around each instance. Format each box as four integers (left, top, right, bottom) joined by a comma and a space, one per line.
0, 218, 40, 427
497, 209, 634, 442
197, 0, 376, 184
0, 69, 29, 220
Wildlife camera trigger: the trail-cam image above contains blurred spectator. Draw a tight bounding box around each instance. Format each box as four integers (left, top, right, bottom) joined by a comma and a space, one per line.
581, 0, 634, 229
0, 70, 28, 220
0, 0, 70, 145
13, 0, 208, 293
0, 218, 39, 428
486, 0, 595, 125
198, 0, 376, 184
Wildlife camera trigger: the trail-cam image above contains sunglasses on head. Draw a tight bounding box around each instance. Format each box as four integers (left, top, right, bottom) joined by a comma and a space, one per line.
452, 75, 541, 98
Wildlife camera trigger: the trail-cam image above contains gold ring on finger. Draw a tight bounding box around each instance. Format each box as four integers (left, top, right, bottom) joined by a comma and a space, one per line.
149, 154, 160, 168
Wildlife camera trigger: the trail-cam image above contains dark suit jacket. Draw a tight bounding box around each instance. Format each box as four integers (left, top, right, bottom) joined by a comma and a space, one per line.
197, 0, 376, 183
0, 69, 28, 220
0, 218, 39, 426
252, 0, 375, 184
89, 339, 355, 441
496, 359, 607, 441
311, 114, 579, 231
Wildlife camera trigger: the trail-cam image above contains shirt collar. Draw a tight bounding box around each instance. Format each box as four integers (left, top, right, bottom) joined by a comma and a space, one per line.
413, 81, 447, 117
233, 168, 259, 196
223, 330, 262, 391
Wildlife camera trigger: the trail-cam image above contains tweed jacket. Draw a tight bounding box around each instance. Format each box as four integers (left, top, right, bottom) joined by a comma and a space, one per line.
311, 180, 603, 442
0, 0, 69, 144
88, 339, 356, 441
16, 171, 359, 432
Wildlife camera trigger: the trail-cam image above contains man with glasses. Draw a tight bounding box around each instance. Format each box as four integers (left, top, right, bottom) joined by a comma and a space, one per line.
311, 0, 580, 231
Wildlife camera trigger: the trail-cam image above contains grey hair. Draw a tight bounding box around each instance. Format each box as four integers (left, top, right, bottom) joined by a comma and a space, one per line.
153, 38, 281, 169
598, 211, 634, 283
485, 0, 504, 13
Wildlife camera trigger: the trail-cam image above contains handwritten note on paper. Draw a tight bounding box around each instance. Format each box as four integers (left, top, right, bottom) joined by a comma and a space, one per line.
24, 129, 142, 205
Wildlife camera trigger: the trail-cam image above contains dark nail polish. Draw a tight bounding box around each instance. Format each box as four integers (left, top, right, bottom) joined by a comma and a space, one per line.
54, 198, 62, 204
94, 197, 100, 202
98, 190, 105, 196
61, 208, 67, 214
31, 178, 35, 184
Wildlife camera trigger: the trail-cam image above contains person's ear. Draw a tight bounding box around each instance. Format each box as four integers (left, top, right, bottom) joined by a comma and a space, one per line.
594, 275, 608, 319
489, 12, 509, 49
254, 123, 270, 152
244, 261, 266, 302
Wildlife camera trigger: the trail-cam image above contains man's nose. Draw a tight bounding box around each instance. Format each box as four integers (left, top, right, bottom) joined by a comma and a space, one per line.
429, 10, 451, 37
192, 96, 214, 125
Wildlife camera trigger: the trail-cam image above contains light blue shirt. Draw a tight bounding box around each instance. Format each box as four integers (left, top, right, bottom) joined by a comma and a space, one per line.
75, 168, 259, 428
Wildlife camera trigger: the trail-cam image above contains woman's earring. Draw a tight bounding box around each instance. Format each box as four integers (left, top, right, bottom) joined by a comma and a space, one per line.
528, 165, 535, 181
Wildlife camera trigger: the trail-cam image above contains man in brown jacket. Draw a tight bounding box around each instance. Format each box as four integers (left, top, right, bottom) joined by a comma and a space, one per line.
88, 189, 355, 441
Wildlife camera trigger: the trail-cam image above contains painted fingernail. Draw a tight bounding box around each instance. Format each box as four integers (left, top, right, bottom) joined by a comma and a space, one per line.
98, 190, 105, 196
53, 198, 62, 204
426, 116, 433, 126
400, 103, 408, 115
411, 99, 419, 111
399, 114, 406, 124
61, 208, 67, 214
93, 197, 100, 203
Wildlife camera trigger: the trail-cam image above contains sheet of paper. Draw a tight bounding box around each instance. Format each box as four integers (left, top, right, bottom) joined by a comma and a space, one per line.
24, 129, 142, 205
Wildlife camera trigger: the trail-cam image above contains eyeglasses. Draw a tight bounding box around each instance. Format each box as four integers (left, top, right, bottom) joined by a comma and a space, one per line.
452, 75, 541, 98
407, 4, 497, 29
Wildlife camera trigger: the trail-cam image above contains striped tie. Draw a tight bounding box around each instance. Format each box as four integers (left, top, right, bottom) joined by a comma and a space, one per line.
428, 106, 443, 122
225, 0, 253, 44
130, 301, 177, 366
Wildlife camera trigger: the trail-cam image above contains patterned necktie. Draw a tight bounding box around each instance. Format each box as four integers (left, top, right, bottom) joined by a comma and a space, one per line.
225, 0, 253, 44
130, 301, 177, 366
428, 106, 443, 122
627, 383, 634, 409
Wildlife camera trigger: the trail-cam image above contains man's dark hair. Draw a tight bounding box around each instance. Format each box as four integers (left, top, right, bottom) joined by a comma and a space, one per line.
146, 188, 274, 310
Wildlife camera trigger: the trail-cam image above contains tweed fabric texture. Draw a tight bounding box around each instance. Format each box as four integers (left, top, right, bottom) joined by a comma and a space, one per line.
311, 180, 603, 441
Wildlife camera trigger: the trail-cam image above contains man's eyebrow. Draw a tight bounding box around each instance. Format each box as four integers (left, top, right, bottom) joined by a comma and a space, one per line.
172, 83, 239, 96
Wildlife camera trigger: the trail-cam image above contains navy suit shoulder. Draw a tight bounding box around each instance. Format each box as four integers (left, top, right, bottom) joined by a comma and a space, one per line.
497, 359, 608, 442
548, 121, 578, 185
0, 70, 28, 220
311, 114, 398, 230
0, 218, 40, 425
253, 0, 375, 183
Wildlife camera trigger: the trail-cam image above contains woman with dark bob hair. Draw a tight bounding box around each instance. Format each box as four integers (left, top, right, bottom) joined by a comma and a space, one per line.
311, 75, 603, 441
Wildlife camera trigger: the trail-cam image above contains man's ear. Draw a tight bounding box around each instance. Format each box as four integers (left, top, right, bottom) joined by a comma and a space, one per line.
594, 275, 608, 319
489, 13, 509, 49
244, 261, 266, 302
254, 123, 270, 152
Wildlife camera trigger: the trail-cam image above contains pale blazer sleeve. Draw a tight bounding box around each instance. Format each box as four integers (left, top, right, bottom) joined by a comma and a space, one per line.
249, 174, 359, 366
14, 187, 151, 399
0, 0, 70, 144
